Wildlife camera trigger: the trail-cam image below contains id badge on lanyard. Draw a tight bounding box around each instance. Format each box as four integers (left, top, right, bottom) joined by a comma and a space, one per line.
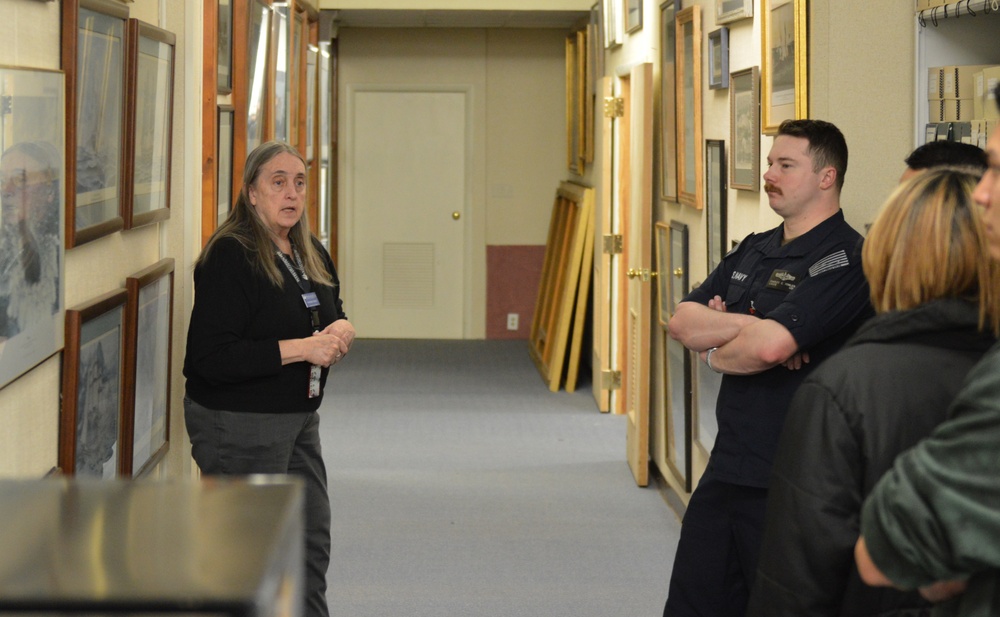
277, 247, 324, 398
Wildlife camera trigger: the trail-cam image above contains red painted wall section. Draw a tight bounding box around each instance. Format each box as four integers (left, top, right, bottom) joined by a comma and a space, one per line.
486, 245, 546, 340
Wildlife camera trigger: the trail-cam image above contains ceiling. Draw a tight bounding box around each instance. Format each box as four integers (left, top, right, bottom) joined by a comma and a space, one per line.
328, 9, 589, 29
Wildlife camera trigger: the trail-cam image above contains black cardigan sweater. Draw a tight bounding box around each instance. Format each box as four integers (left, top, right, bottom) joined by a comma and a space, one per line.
183, 234, 347, 413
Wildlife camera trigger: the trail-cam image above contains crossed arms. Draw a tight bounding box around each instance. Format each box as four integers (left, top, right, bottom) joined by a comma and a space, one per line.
666, 295, 804, 375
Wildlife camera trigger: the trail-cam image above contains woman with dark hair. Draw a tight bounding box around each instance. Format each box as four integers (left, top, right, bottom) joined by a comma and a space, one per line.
184, 140, 354, 617
748, 168, 1000, 616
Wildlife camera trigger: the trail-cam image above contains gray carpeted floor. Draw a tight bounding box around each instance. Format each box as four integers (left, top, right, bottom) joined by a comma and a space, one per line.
320, 339, 680, 617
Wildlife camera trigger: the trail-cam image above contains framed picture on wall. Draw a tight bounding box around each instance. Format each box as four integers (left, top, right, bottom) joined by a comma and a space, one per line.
659, 0, 678, 202
0, 67, 66, 391
708, 27, 729, 90
654, 222, 670, 328
272, 2, 290, 143
123, 259, 174, 478
247, 0, 271, 152
705, 140, 727, 273
761, 0, 808, 134
729, 66, 760, 192
665, 220, 691, 492
603, 0, 622, 48
217, 104, 234, 225
626, 0, 643, 33
62, 0, 129, 247
123, 18, 175, 230
60, 288, 128, 478
217, 0, 232, 94
676, 5, 703, 210
716, 0, 753, 24
306, 44, 317, 162
690, 347, 721, 462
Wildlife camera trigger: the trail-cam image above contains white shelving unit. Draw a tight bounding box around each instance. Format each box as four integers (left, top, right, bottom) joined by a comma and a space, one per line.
914, 0, 1000, 144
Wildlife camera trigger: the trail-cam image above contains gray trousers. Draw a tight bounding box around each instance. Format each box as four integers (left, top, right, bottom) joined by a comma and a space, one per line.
184, 397, 331, 617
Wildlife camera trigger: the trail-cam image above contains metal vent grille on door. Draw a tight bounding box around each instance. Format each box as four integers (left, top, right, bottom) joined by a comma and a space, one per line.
383, 243, 434, 308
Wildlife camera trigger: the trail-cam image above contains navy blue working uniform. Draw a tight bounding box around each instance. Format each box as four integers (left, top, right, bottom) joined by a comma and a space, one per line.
664, 209, 873, 617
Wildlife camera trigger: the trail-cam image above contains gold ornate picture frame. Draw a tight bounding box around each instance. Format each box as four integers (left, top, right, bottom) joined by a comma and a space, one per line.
761, 0, 808, 134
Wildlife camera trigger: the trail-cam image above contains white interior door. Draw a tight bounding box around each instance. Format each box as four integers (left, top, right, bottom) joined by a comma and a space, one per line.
348, 88, 467, 338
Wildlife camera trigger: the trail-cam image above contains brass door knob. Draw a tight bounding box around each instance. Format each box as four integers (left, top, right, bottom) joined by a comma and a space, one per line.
452, 211, 461, 220
674, 267, 684, 278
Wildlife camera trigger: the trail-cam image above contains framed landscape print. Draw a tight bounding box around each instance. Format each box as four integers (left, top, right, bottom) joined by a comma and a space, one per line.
62, 0, 129, 247
705, 140, 727, 273
123, 18, 175, 230
716, 0, 753, 24
60, 288, 128, 478
708, 27, 729, 90
659, 1, 677, 202
217, 0, 232, 94
676, 5, 703, 210
0, 67, 66, 390
123, 259, 174, 478
730, 66, 760, 191
761, 0, 808, 134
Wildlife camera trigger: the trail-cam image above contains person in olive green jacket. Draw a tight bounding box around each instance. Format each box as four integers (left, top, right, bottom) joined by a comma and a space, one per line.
855, 83, 1000, 616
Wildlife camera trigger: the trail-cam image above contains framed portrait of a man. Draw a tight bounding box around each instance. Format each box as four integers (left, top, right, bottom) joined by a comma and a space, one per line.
0, 66, 66, 391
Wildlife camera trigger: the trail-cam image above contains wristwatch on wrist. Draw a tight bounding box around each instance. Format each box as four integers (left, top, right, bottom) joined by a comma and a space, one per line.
705, 347, 721, 373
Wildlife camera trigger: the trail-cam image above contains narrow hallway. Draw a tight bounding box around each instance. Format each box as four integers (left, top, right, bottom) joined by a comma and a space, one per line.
320, 339, 679, 616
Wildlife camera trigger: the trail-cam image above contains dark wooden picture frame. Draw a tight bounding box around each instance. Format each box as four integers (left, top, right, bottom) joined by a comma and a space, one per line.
716, 0, 753, 24
654, 222, 670, 328
659, 0, 678, 202
123, 18, 175, 230
60, 288, 128, 478
0, 66, 66, 390
729, 66, 760, 191
62, 0, 129, 247
706, 139, 728, 273
217, 104, 235, 226
123, 259, 174, 478
217, 0, 233, 94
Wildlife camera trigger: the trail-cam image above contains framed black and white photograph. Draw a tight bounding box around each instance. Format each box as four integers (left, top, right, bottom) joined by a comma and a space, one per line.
123, 18, 175, 230
708, 27, 729, 90
729, 66, 760, 192
665, 220, 691, 492
659, 0, 677, 202
0, 67, 66, 390
217, 0, 232, 94
217, 104, 234, 225
716, 0, 753, 24
62, 0, 128, 247
247, 0, 271, 152
705, 139, 727, 273
60, 288, 128, 478
123, 259, 174, 478
626, 0, 643, 33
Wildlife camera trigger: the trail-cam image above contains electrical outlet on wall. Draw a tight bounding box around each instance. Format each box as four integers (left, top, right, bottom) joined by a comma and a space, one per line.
507, 313, 519, 331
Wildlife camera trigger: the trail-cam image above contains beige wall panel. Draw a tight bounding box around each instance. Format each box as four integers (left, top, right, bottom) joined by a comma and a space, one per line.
485, 29, 566, 246
322, 0, 593, 9
0, 359, 60, 477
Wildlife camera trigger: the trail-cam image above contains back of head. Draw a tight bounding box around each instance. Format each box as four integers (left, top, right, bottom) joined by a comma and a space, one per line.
777, 119, 848, 192
903, 140, 987, 175
863, 167, 1000, 335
